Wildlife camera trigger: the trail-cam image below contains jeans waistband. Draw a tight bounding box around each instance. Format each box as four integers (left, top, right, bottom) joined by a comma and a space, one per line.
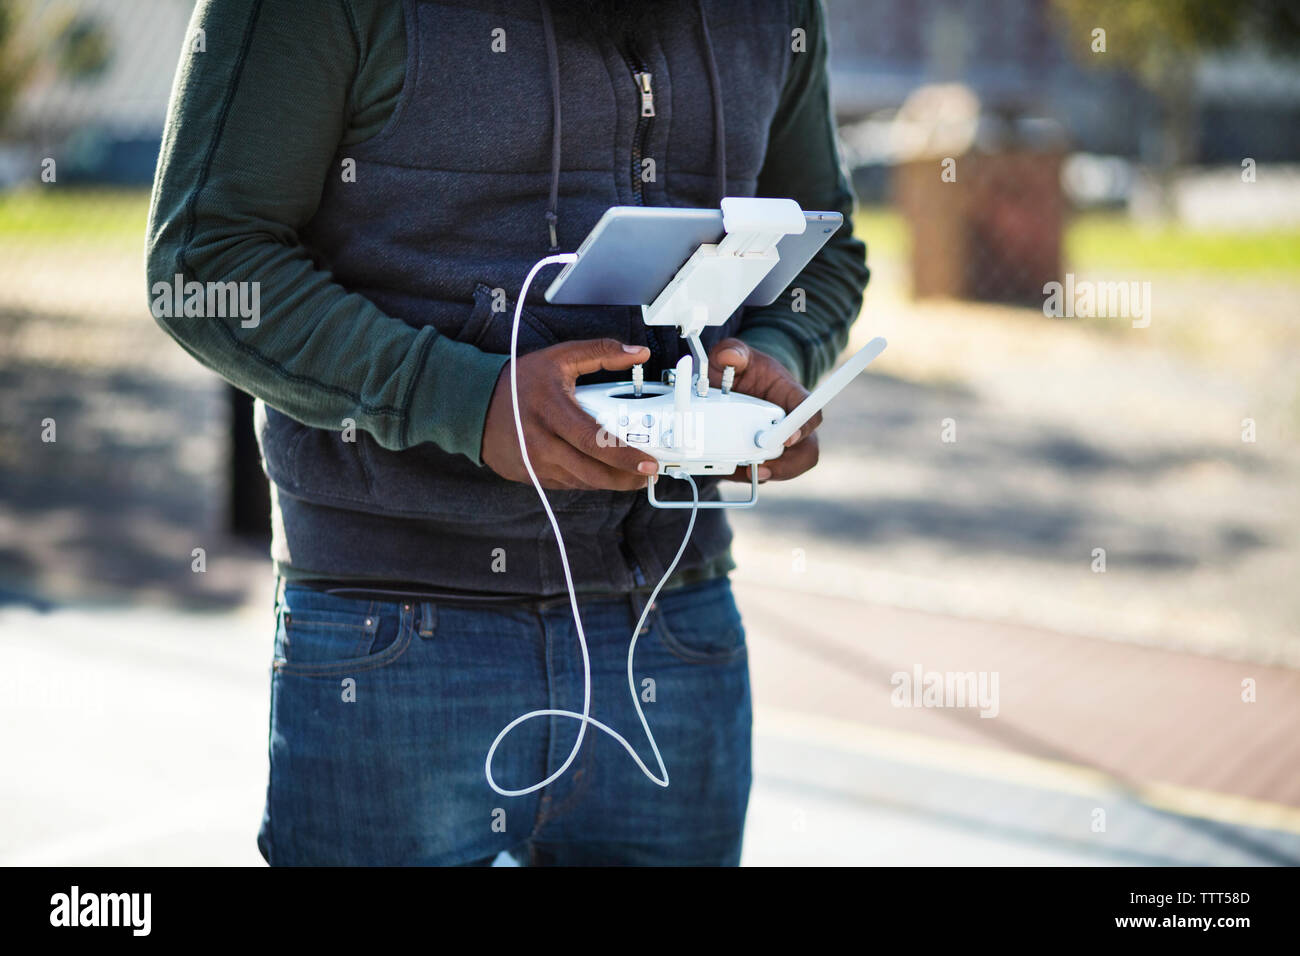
274, 573, 726, 619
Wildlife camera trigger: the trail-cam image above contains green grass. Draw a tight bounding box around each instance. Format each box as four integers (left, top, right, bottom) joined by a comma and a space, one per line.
1, 191, 1296, 275
1067, 212, 1300, 274
856, 204, 1300, 275
0, 187, 151, 245
852, 207, 909, 261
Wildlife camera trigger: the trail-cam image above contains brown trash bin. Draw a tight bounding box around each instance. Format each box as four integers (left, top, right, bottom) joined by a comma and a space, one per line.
891, 86, 1066, 305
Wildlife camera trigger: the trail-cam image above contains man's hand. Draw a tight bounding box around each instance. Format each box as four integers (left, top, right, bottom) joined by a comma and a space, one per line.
707, 337, 821, 483
482, 338, 658, 491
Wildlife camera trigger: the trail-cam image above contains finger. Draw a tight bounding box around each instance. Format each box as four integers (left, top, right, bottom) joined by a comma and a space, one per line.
538, 408, 660, 489
763, 435, 820, 481
522, 433, 610, 491
707, 337, 751, 385
554, 338, 650, 378
548, 397, 660, 476
537, 472, 578, 490
531, 458, 579, 490
724, 464, 773, 484
547, 438, 651, 492
503, 432, 574, 489
782, 409, 825, 446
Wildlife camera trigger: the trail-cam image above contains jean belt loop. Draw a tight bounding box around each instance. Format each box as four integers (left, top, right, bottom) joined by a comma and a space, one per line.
418, 600, 438, 639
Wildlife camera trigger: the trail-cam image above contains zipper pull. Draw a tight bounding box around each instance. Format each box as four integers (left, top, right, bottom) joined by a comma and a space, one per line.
637, 72, 655, 117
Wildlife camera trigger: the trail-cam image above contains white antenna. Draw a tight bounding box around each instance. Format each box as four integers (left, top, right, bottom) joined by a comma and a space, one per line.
756, 337, 887, 453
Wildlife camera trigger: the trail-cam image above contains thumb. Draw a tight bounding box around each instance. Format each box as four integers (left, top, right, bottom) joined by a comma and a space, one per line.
709, 337, 751, 375
555, 338, 649, 377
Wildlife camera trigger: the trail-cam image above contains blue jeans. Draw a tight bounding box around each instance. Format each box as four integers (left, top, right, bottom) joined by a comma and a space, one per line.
256, 576, 752, 865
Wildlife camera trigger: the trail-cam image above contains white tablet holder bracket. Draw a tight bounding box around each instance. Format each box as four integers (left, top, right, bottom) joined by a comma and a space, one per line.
572, 196, 887, 509
643, 196, 808, 395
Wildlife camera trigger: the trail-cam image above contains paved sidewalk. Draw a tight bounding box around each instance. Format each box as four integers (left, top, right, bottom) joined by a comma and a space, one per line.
2, 587, 1295, 866
736, 580, 1300, 812
734, 579, 1300, 865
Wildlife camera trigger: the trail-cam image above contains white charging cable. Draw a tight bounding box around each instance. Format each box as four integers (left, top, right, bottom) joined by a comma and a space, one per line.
484, 253, 701, 796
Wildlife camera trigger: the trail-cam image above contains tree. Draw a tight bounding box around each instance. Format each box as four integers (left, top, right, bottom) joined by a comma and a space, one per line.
0, 1, 113, 136
1052, 0, 1300, 211
0, 1, 37, 132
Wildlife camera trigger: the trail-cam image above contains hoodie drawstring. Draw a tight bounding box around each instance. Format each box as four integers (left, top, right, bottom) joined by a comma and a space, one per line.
695, 0, 727, 205
538, 0, 562, 250
536, 0, 728, 250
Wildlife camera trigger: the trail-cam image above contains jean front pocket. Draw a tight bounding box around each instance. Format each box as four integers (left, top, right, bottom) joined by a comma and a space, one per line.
273, 589, 419, 677
652, 579, 748, 665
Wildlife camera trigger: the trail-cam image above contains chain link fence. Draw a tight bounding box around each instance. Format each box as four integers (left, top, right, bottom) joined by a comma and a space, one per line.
0, 0, 1297, 645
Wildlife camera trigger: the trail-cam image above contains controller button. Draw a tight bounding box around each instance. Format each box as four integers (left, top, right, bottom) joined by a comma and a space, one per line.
626, 433, 650, 444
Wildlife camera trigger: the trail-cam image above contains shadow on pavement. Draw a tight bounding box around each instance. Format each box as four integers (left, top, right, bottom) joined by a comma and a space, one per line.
0, 316, 268, 610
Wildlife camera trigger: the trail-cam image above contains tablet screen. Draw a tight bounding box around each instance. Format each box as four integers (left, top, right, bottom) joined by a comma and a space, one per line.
544, 206, 841, 308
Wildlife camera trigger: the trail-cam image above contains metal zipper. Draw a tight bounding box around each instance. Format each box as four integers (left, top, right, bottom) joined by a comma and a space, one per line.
620, 44, 654, 205
619, 42, 667, 367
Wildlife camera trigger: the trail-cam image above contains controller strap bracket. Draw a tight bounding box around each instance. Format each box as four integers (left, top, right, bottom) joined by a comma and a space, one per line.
647, 467, 760, 509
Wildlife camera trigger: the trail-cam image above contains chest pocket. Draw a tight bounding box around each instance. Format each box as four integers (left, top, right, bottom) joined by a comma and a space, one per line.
458, 283, 557, 353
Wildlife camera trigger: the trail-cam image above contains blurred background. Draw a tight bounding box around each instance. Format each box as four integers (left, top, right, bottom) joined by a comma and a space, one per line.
1, 0, 1298, 866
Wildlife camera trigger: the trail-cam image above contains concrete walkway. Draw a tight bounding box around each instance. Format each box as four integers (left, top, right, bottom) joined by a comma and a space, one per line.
2, 585, 1295, 866
736, 580, 1300, 865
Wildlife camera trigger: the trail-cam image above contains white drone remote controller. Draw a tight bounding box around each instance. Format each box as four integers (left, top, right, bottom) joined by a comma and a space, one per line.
484, 198, 887, 799
568, 195, 887, 508
575, 336, 886, 507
